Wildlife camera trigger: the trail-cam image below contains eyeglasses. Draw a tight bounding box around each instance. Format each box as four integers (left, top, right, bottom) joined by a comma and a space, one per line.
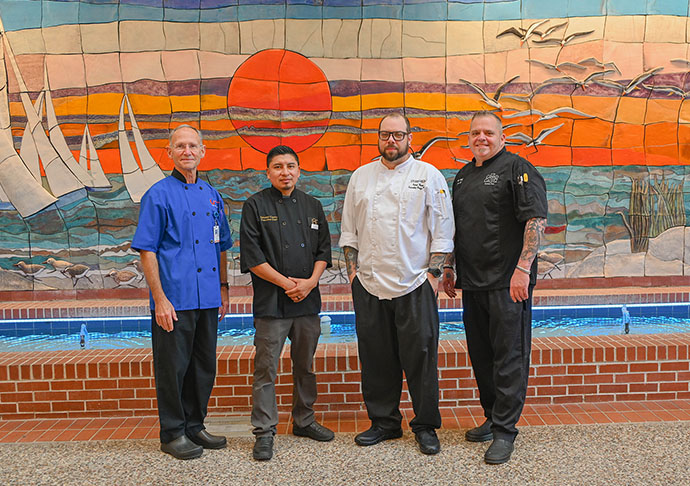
378, 131, 409, 141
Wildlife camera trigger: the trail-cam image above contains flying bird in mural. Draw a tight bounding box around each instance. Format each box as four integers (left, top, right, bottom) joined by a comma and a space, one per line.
670, 58, 690, 66
503, 107, 594, 122
641, 83, 690, 99
505, 123, 564, 149
592, 67, 664, 95
497, 19, 549, 45
542, 70, 616, 91
413, 136, 459, 159
577, 57, 621, 75
532, 29, 595, 47
526, 59, 586, 73
534, 21, 569, 40
457, 75, 519, 110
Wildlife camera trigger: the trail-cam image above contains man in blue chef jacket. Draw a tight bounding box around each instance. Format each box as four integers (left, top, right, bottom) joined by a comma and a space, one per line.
132, 125, 233, 460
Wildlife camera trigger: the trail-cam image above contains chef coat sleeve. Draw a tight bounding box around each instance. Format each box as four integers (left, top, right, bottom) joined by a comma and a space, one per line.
513, 158, 548, 223
217, 193, 233, 252
239, 197, 267, 273
131, 189, 165, 253
426, 169, 455, 254
338, 170, 359, 250
314, 200, 332, 267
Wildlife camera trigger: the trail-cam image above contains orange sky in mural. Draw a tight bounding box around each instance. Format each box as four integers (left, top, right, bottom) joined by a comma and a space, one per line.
227, 49, 332, 154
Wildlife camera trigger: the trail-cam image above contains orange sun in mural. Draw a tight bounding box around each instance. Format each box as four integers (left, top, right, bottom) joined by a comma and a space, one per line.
227, 49, 332, 154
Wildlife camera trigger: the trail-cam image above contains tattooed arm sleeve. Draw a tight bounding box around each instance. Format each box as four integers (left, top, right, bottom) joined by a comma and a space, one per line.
517, 217, 546, 269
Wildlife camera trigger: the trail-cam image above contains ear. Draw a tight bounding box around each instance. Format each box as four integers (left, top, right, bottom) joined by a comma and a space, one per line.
166, 145, 173, 159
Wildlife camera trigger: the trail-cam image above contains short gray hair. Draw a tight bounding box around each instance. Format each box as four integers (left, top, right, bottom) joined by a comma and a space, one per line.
169, 124, 203, 144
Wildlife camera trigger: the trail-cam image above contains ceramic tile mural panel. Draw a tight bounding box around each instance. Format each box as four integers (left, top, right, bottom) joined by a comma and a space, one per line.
0, 0, 690, 291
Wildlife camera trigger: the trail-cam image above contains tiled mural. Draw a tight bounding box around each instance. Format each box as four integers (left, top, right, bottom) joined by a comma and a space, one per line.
0, 0, 689, 292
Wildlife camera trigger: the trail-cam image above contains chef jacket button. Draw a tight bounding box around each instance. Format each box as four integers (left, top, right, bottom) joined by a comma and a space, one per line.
192, 211, 196, 216
302, 267, 307, 272
212, 267, 216, 271
292, 199, 296, 203
300, 243, 305, 247
207, 212, 210, 216
210, 240, 214, 243
284, 244, 289, 249
199, 186, 203, 190
195, 240, 199, 244
297, 220, 302, 224
197, 268, 201, 273
185, 186, 188, 190
278, 200, 283, 204
282, 221, 286, 226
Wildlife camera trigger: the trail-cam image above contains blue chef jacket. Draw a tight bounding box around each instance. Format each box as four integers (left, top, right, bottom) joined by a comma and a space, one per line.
132, 169, 233, 311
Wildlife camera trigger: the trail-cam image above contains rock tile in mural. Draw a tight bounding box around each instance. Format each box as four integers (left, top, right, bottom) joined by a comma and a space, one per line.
1, 1, 690, 291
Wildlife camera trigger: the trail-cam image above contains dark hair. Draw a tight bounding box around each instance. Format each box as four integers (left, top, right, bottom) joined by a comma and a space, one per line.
379, 111, 412, 133
266, 145, 299, 167
470, 110, 503, 131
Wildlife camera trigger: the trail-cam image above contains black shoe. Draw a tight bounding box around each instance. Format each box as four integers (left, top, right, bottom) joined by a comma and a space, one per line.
253, 436, 274, 461
484, 438, 514, 464
414, 429, 441, 455
354, 425, 403, 446
161, 435, 203, 460
293, 421, 335, 442
465, 419, 493, 442
189, 429, 227, 449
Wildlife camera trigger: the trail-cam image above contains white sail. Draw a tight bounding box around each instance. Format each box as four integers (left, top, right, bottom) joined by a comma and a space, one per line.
79, 124, 111, 189
123, 94, 165, 185
118, 96, 152, 203
0, 19, 57, 216
2, 34, 83, 198
19, 92, 44, 181
43, 65, 99, 189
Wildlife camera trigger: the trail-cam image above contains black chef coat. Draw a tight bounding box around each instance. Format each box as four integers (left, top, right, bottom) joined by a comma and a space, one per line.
452, 148, 547, 290
240, 186, 332, 318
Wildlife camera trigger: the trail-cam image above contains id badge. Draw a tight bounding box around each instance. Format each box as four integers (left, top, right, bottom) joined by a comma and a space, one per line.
213, 224, 220, 243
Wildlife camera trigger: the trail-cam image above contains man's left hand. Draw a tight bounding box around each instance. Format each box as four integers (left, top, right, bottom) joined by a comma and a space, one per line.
218, 285, 230, 322
286, 277, 315, 303
509, 269, 530, 303
427, 273, 439, 297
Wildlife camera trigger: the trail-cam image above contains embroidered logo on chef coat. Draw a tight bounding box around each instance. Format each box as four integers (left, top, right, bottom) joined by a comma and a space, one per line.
455, 178, 464, 187
260, 215, 278, 222
484, 173, 499, 185
408, 179, 426, 190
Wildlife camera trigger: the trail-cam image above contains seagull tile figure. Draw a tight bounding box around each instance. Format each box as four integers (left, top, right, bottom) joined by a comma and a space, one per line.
14, 261, 44, 278
45, 257, 74, 272
61, 264, 93, 285
108, 269, 139, 287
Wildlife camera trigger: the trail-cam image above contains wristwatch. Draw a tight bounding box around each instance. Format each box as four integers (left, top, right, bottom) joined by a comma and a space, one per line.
428, 267, 442, 278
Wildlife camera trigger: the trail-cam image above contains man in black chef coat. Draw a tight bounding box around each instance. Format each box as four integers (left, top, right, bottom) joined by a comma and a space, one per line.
240, 145, 334, 461
443, 111, 547, 464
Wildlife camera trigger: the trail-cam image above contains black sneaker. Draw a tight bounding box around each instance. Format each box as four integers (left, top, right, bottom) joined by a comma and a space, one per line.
292, 421, 335, 442
253, 436, 274, 461
354, 425, 403, 446
161, 435, 203, 460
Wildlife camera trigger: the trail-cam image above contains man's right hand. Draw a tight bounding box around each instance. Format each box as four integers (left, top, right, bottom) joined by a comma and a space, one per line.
442, 268, 457, 298
348, 272, 356, 284
154, 296, 178, 332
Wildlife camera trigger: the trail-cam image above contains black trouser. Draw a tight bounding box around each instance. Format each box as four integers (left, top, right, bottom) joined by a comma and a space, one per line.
352, 277, 441, 433
151, 308, 218, 443
462, 287, 533, 442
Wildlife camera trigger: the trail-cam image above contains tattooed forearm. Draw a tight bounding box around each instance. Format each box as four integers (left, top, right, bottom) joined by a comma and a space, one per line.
443, 253, 455, 267
429, 253, 448, 271
343, 246, 358, 277
518, 217, 546, 266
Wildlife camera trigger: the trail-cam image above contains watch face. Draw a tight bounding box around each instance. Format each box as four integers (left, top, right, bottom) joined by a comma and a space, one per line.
429, 267, 442, 278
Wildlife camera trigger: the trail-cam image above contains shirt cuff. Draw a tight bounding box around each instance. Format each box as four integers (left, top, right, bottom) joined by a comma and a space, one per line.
338, 232, 359, 250
429, 238, 454, 254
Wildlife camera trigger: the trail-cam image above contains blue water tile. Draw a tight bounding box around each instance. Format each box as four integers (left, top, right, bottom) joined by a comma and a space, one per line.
237, 4, 285, 20
484, 0, 521, 21
119, 3, 164, 21
447, 1, 483, 21
647, 0, 689, 16
403, 2, 447, 21
286, 4, 323, 19
323, 6, 362, 18
79, 2, 119, 23
363, 4, 402, 19
200, 6, 237, 21
606, 0, 646, 15
522, 0, 569, 19
41, 1, 80, 28
567, 0, 606, 17
164, 7, 200, 21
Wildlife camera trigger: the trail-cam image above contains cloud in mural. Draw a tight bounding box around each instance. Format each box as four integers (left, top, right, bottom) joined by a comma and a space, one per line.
227, 49, 332, 154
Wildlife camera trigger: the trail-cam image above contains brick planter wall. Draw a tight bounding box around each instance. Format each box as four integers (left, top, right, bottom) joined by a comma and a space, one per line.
1, 334, 689, 420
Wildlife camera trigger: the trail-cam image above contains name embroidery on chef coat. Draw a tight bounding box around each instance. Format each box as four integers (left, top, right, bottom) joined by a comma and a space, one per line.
408, 179, 427, 190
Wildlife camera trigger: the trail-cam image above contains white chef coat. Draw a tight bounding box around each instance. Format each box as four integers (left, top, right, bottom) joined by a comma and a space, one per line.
339, 155, 455, 300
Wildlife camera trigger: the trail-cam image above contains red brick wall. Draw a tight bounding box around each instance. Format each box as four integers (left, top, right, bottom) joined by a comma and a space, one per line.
1, 334, 689, 420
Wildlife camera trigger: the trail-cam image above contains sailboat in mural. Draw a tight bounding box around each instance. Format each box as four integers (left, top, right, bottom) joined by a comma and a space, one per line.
78, 125, 111, 190
0, 17, 58, 217
118, 93, 165, 203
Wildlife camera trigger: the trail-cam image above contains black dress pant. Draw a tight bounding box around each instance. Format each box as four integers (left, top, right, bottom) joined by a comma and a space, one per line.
151, 308, 218, 443
352, 277, 441, 432
462, 287, 533, 442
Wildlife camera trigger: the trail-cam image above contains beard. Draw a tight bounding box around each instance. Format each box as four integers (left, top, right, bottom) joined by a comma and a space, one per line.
379, 140, 410, 162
